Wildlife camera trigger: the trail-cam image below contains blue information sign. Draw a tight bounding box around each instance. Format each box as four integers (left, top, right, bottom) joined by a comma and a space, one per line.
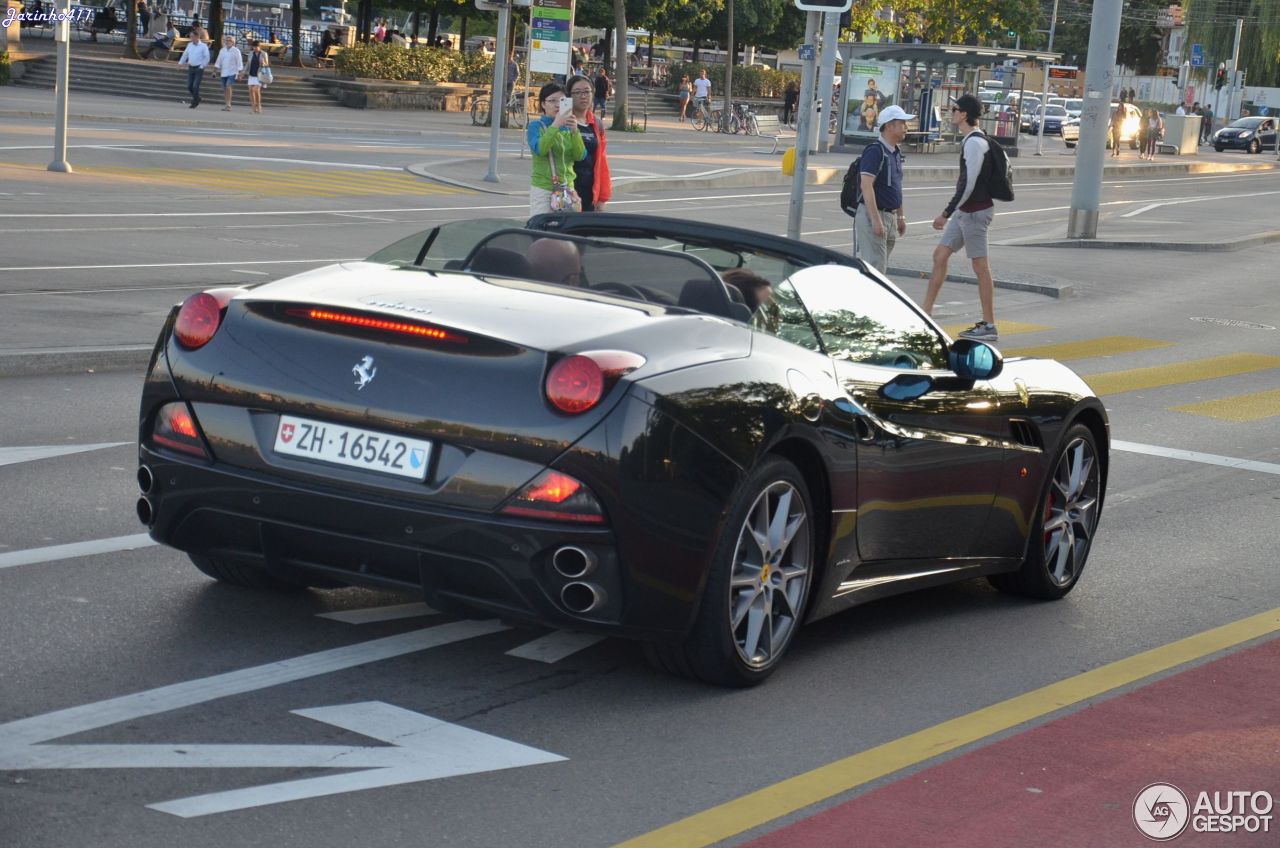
798, 44, 816, 61
1191, 43, 1204, 67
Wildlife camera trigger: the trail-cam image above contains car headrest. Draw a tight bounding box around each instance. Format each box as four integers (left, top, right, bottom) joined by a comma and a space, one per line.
676, 277, 732, 318
466, 246, 532, 279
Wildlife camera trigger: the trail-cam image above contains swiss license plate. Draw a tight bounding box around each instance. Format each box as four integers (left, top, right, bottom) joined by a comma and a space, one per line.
273, 415, 431, 481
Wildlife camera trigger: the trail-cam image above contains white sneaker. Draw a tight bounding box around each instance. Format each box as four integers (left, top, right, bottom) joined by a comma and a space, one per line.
958, 321, 999, 342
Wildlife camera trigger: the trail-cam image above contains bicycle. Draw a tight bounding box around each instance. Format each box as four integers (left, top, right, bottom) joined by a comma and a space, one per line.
691, 97, 713, 132
733, 102, 759, 135
470, 89, 528, 129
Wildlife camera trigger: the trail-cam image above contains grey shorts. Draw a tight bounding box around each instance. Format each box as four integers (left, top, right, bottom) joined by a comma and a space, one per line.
939, 206, 995, 259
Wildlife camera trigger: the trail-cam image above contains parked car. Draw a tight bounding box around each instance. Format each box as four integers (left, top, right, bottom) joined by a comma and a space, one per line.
1030, 104, 1070, 135
1018, 98, 1042, 131
1061, 116, 1080, 147
1060, 103, 1141, 149
1212, 116, 1278, 153
136, 214, 1110, 687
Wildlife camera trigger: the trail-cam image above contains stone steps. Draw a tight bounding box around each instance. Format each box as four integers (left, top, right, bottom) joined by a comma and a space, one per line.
13, 55, 342, 108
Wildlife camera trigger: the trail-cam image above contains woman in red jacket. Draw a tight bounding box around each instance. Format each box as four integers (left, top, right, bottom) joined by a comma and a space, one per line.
566, 75, 613, 212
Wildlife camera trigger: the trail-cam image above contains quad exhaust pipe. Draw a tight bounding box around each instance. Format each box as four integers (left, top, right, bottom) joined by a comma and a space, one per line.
551, 545, 596, 579
561, 581, 607, 615
137, 465, 154, 495
136, 496, 154, 526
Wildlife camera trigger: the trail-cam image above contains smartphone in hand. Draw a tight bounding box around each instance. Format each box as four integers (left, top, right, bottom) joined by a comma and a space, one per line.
559, 97, 573, 116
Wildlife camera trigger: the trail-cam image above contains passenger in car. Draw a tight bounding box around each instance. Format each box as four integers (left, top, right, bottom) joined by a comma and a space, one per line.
721, 268, 774, 314
526, 237, 583, 287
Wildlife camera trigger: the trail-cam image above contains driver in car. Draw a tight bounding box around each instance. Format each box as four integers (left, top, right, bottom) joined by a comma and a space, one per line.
526, 237, 583, 287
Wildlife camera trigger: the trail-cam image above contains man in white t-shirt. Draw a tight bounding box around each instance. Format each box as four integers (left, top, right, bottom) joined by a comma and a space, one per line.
692, 68, 712, 113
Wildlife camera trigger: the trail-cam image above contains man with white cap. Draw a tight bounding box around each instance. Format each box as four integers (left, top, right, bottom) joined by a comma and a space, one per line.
854, 104, 913, 273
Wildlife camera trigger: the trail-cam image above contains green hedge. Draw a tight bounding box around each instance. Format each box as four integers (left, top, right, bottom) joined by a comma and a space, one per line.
333, 44, 555, 87
666, 61, 799, 99
0, 52, 10, 86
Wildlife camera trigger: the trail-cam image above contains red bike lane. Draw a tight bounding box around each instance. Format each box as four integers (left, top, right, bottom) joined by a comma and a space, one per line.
744, 636, 1280, 848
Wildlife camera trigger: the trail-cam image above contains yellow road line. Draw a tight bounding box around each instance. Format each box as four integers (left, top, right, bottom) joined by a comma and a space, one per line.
1005, 335, 1174, 361
1084, 353, 1280, 396
1172, 388, 1280, 422
613, 608, 1280, 848
942, 320, 1053, 339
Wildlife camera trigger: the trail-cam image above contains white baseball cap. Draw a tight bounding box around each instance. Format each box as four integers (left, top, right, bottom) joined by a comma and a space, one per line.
876, 105, 916, 128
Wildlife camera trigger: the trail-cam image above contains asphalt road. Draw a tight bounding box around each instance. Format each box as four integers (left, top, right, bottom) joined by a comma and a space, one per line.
2, 111, 1278, 848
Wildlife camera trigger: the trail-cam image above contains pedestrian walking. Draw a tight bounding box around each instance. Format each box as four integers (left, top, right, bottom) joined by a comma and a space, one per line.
1142, 108, 1163, 159
568, 75, 612, 212
1201, 103, 1214, 143
177, 32, 211, 108
921, 94, 1000, 342
853, 104, 912, 274
526, 82, 586, 215
214, 34, 243, 111
240, 40, 267, 114
592, 66, 611, 118
692, 68, 712, 125
677, 75, 692, 122
783, 79, 799, 126
1110, 105, 1125, 157
137, 1, 150, 36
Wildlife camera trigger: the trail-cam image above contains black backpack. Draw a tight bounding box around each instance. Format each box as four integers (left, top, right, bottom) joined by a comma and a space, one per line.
977, 132, 1015, 202
839, 143, 886, 218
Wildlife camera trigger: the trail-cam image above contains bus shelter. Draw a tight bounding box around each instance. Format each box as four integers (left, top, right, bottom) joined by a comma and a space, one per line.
834, 43, 1060, 156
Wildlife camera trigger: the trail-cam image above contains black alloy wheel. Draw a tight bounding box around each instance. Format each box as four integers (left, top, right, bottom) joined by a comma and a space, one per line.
644, 458, 815, 687
990, 424, 1101, 600
1248, 138, 1261, 154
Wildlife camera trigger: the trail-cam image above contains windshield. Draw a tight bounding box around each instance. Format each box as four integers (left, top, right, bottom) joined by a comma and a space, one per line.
1065, 99, 1083, 111
1041, 106, 1067, 117
1229, 118, 1266, 129
365, 218, 523, 268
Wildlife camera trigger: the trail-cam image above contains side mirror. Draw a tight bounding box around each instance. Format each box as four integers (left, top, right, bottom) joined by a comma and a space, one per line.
949, 338, 1003, 380
880, 373, 935, 401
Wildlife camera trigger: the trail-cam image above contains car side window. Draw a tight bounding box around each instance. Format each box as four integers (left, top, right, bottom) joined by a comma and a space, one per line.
752, 277, 824, 353
787, 265, 948, 370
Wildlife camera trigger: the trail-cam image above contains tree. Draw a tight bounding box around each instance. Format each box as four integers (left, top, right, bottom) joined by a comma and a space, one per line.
123, 0, 139, 59
614, 0, 629, 128
210, 0, 224, 46
292, 0, 303, 66
1186, 0, 1280, 88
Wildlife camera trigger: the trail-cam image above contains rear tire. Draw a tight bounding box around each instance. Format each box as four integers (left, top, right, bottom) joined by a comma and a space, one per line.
1248, 138, 1260, 154
692, 109, 708, 132
644, 458, 815, 687
190, 554, 316, 592
989, 424, 1101, 600
470, 97, 491, 127
510, 94, 528, 129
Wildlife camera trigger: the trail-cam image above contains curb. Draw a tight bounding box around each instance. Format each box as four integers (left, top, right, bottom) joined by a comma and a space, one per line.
888, 265, 1071, 299
1006, 230, 1280, 253
0, 346, 152, 378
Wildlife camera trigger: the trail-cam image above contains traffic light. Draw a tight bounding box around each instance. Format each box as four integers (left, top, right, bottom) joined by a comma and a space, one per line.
1007, 30, 1017, 39
839, 9, 851, 29
1215, 67, 1226, 90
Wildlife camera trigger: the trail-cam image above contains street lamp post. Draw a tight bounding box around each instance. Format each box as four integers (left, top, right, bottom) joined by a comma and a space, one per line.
1034, 0, 1060, 157
48, 0, 73, 173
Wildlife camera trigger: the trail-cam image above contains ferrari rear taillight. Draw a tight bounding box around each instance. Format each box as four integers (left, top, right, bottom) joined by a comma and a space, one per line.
174, 288, 243, 350
500, 470, 605, 524
545, 350, 645, 415
150, 401, 210, 459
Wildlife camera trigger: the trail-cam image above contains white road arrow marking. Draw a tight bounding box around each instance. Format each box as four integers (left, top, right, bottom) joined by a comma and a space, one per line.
316, 601, 437, 624
0, 622, 568, 816
0, 442, 130, 468
505, 632, 607, 664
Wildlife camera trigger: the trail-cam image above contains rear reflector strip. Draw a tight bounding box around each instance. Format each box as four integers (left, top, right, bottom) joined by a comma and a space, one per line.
289, 308, 467, 344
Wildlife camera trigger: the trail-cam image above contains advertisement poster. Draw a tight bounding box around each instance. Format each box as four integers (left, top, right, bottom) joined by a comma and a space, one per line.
842, 60, 902, 140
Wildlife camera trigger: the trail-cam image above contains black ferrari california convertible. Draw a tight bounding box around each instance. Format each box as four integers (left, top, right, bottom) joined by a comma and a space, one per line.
137, 214, 1108, 686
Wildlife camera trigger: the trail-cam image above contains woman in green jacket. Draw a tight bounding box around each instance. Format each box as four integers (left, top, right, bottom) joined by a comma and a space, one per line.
527, 82, 587, 215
